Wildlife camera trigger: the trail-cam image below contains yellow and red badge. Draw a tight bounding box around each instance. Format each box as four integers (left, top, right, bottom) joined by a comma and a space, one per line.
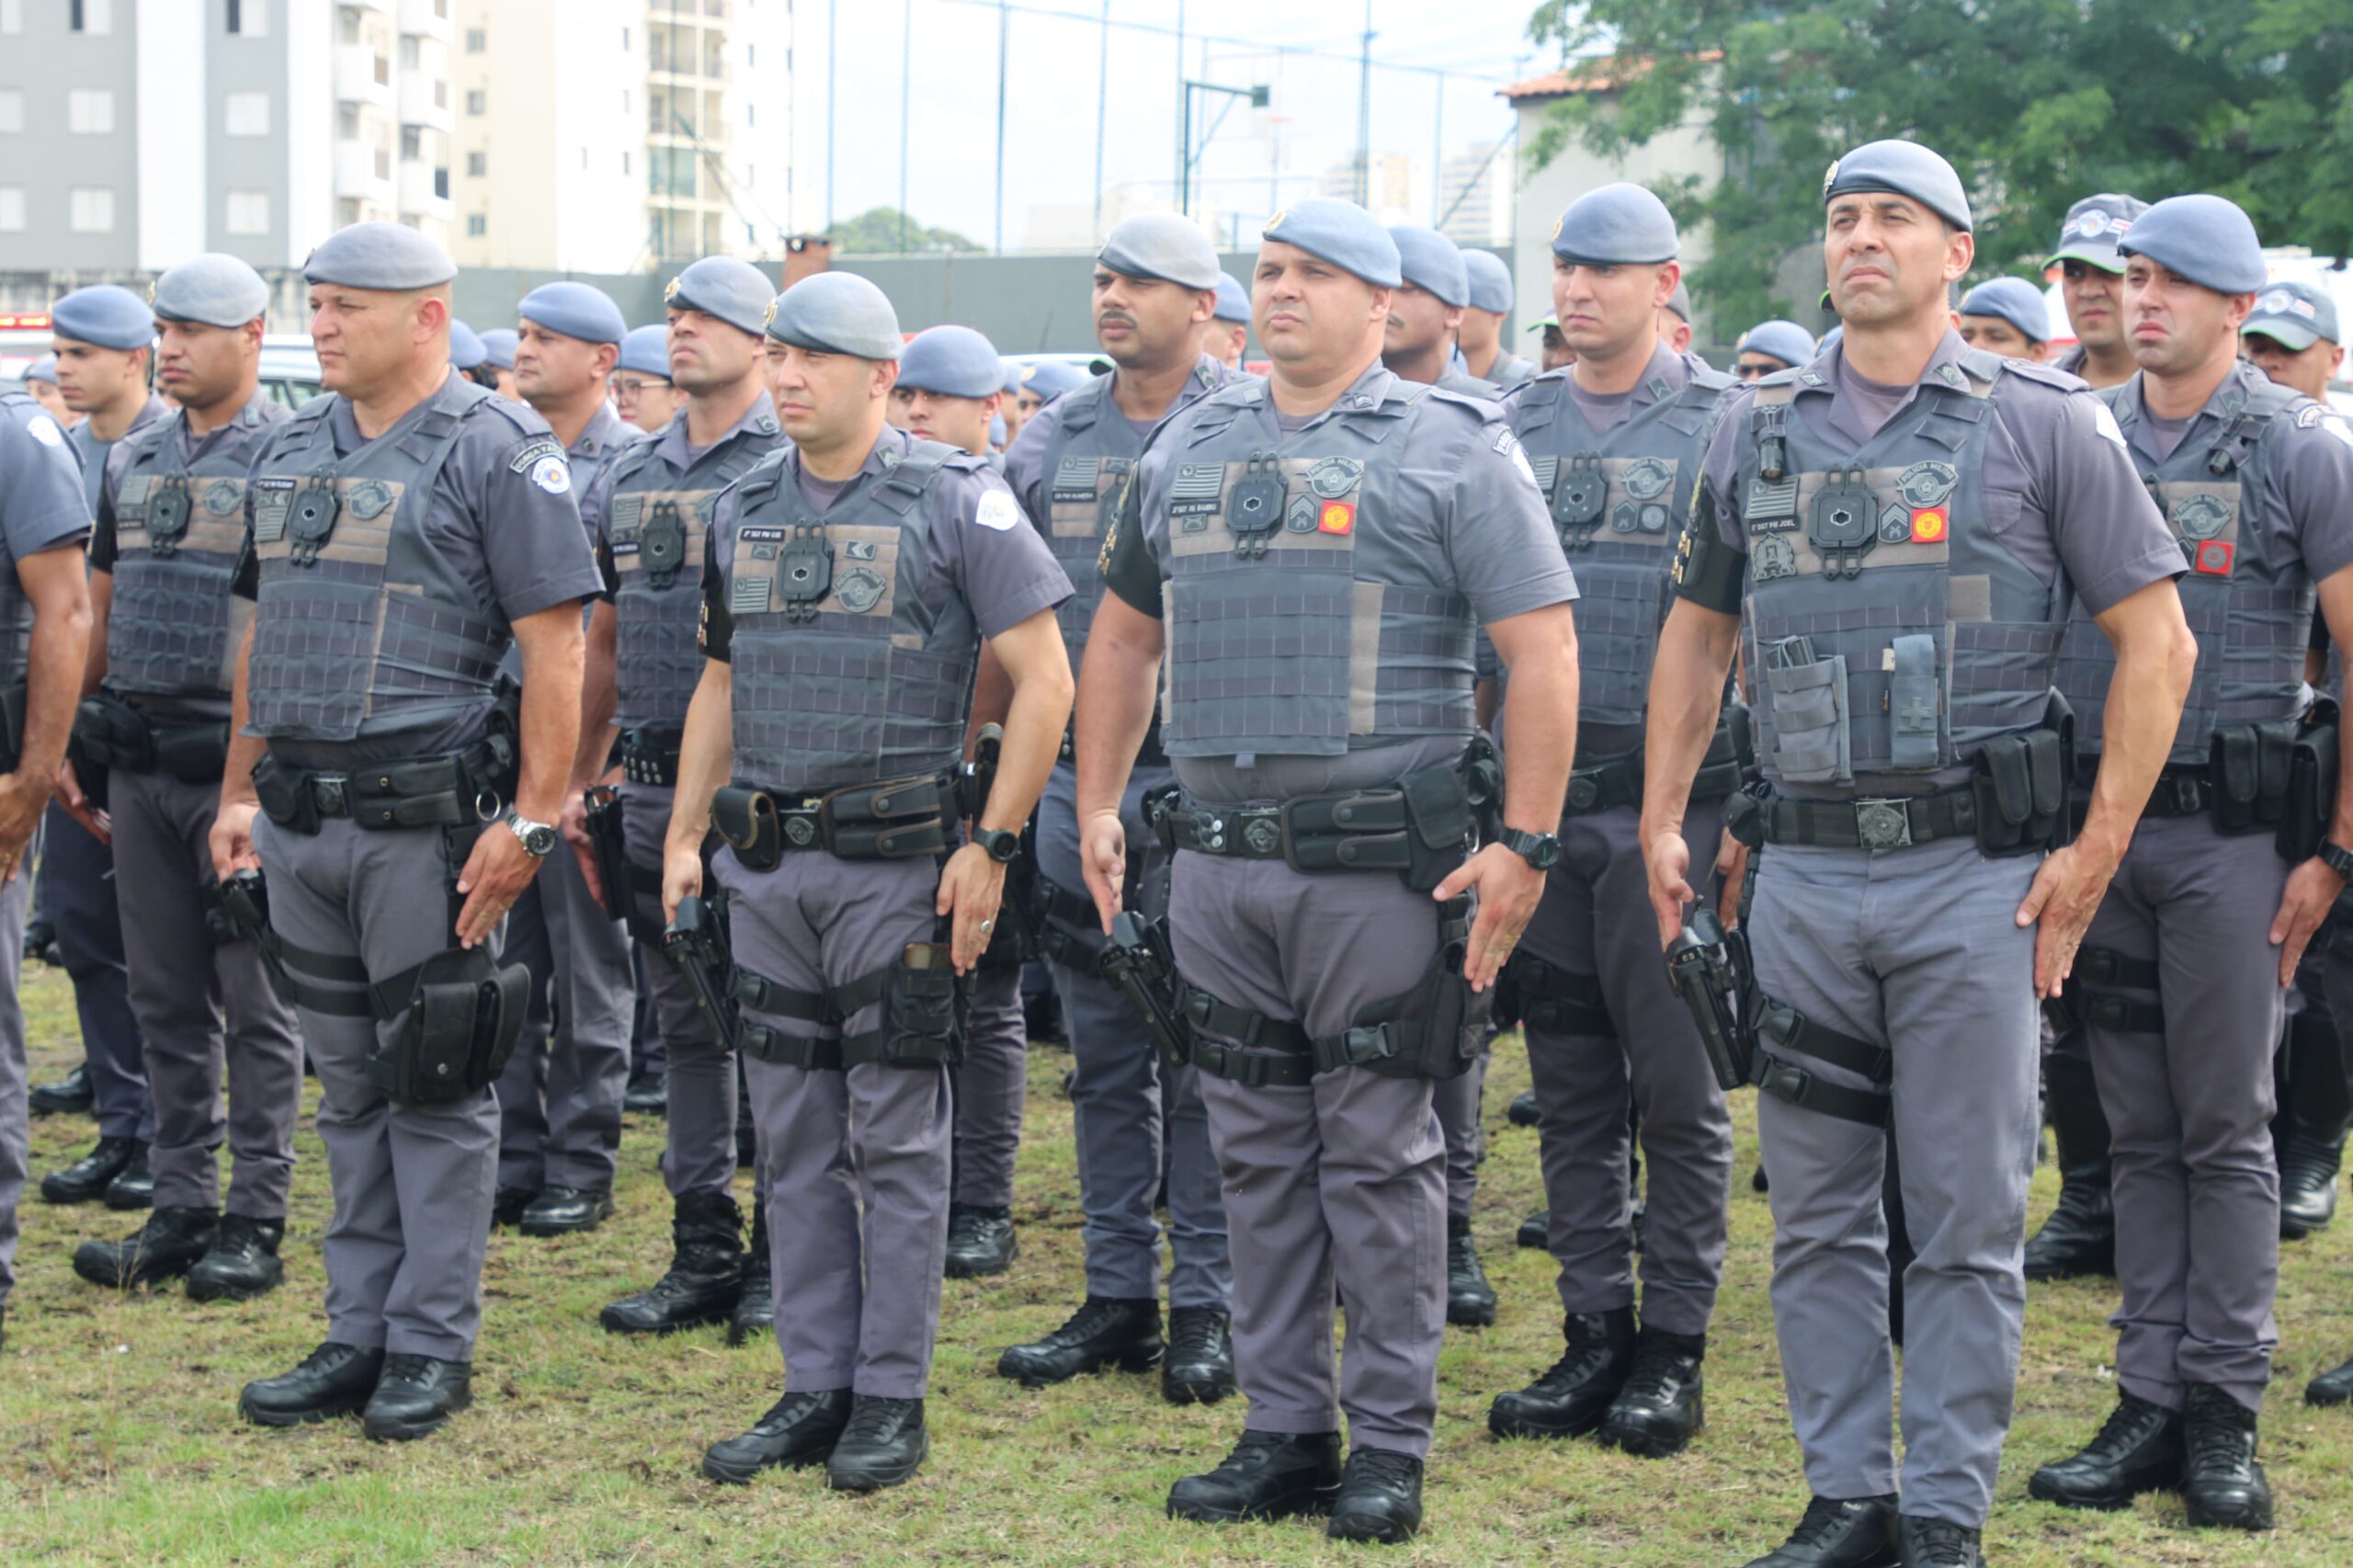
2194, 540, 2234, 576
1317, 500, 1356, 536
1909, 506, 1948, 544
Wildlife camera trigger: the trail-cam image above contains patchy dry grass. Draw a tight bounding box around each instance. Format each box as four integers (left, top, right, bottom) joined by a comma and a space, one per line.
2, 962, 2348, 1564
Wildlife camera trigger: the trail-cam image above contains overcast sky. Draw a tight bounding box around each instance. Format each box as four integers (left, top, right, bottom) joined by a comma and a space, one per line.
787, 0, 1555, 248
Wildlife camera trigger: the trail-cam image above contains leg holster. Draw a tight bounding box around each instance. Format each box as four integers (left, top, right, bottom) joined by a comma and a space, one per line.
1749, 993, 1892, 1127
1496, 951, 1615, 1038
2049, 945, 2165, 1035
733, 929, 965, 1072
365, 948, 532, 1106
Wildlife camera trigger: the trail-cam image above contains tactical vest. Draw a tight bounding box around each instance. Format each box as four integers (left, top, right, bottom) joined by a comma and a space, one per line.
0, 394, 44, 692
1510, 358, 1733, 726
1146, 374, 1478, 760
2057, 369, 2311, 763
722, 439, 978, 790
604, 423, 782, 731
1034, 376, 1142, 671
1740, 351, 2066, 790
245, 377, 513, 744
106, 402, 279, 700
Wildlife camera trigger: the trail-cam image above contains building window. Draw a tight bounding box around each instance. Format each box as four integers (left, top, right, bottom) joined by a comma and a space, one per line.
68, 89, 115, 134
0, 89, 19, 133
746, 102, 755, 127
466, 150, 485, 176
337, 7, 358, 44
745, 43, 755, 68
621, 26, 630, 50
374, 147, 391, 180
620, 150, 631, 176
467, 213, 485, 237
399, 36, 418, 70
464, 28, 485, 52
226, 0, 266, 36
0, 187, 24, 232
400, 126, 420, 161
71, 0, 112, 34
337, 104, 358, 139
466, 89, 485, 115
225, 190, 269, 234
621, 88, 630, 115
69, 187, 115, 232
373, 53, 389, 86
224, 91, 269, 136
434, 79, 447, 108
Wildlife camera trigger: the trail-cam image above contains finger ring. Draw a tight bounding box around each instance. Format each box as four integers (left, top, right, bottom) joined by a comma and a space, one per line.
979, 919, 995, 933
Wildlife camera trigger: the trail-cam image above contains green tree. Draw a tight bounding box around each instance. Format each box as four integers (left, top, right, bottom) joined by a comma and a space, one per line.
1523, 0, 2353, 328
830, 207, 983, 256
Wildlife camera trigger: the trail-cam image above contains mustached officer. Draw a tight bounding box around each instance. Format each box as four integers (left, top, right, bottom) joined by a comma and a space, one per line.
1082, 199, 1581, 1543
1643, 142, 2193, 1567
676, 273, 1072, 1492
217, 222, 600, 1440
69, 255, 305, 1302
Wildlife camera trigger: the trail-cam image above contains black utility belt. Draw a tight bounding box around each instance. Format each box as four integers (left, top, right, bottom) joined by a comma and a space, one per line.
253, 744, 513, 835
1563, 706, 1752, 817
74, 694, 228, 783
712, 768, 964, 870
2076, 709, 2337, 860
620, 727, 685, 788
1733, 786, 1982, 852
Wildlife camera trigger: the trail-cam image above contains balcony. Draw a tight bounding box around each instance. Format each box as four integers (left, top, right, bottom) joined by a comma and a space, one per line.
398, 160, 453, 221
335, 45, 393, 108
334, 140, 396, 201
399, 72, 450, 130
398, 0, 454, 40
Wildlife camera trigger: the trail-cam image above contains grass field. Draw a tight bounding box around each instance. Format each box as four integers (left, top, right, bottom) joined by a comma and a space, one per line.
2, 961, 2349, 1565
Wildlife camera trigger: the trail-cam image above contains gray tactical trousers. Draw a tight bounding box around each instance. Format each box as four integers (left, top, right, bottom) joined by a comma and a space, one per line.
0, 873, 29, 1312
494, 844, 636, 1193
953, 961, 1026, 1208
40, 801, 152, 1142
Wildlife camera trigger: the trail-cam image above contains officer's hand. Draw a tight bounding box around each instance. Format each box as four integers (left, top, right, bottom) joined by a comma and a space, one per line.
2269, 856, 2347, 988
1437, 842, 1541, 994
560, 790, 601, 905
453, 827, 540, 949
2014, 841, 2118, 999
1645, 832, 1696, 949
660, 843, 702, 926
210, 799, 261, 881
1713, 830, 1748, 930
937, 841, 1006, 974
1080, 810, 1128, 934
0, 770, 44, 882
51, 760, 112, 847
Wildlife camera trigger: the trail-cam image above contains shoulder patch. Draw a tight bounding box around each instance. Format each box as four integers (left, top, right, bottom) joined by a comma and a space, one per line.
506, 435, 565, 474
529, 452, 573, 494
2296, 403, 2324, 429
2090, 402, 2128, 449
973, 489, 1021, 531
26, 414, 63, 449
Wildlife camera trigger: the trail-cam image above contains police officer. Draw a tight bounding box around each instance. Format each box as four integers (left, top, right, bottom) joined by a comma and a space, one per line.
66, 256, 306, 1301
38, 284, 159, 1210
0, 381, 102, 1352
1461, 250, 1538, 392
1010, 359, 1090, 446
494, 281, 640, 1237
995, 214, 1246, 1400
2049, 195, 2150, 390
1955, 278, 2053, 363
449, 321, 492, 385
584, 256, 785, 1344
1483, 183, 1735, 1460
22, 355, 75, 428
674, 273, 1073, 1490
1735, 321, 1817, 381
1207, 271, 1252, 370
2027, 194, 2353, 1535
478, 328, 520, 400
1082, 199, 1581, 1542
1643, 142, 2193, 1567
1660, 281, 1697, 357
1385, 225, 1501, 413
216, 222, 600, 1440
1535, 317, 1575, 373
615, 324, 686, 435
2243, 280, 2344, 403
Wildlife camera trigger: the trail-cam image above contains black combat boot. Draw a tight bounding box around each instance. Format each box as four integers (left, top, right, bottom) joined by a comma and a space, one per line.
1487, 1307, 1637, 1438
728, 1197, 774, 1346
1445, 1214, 1496, 1326
1167, 1430, 1343, 1523
1597, 1324, 1705, 1457
1163, 1305, 1237, 1404
600, 1190, 743, 1335
701, 1388, 854, 1483
519, 1185, 614, 1236
1507, 1089, 1540, 1127
39, 1136, 139, 1205
2022, 1048, 2115, 1280
103, 1142, 154, 1210
1326, 1448, 1424, 1544
943, 1203, 1017, 1278
73, 1205, 217, 1289
996, 1296, 1162, 1388
824, 1395, 927, 1491
2275, 1006, 2350, 1239
1897, 1517, 1984, 1566
491, 1186, 535, 1228
1740, 1494, 1900, 1567
623, 1069, 668, 1117
1517, 1207, 1549, 1249
2309, 1352, 2353, 1406
361, 1354, 472, 1441
2180, 1383, 2273, 1530
28, 1062, 91, 1116
2028, 1390, 2183, 1510
187, 1213, 287, 1301
239, 1342, 386, 1426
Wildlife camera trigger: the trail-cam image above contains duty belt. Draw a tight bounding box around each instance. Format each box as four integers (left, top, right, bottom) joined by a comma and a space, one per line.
620, 727, 684, 788
1563, 710, 1749, 817
712, 768, 964, 868
2139, 767, 2211, 820
1156, 788, 1430, 876
1749, 787, 1979, 851
252, 740, 514, 835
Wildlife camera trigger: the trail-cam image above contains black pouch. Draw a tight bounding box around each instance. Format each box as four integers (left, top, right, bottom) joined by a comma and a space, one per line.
583, 784, 631, 921
876, 942, 966, 1066
153, 722, 231, 786
75, 692, 155, 775
1969, 692, 2074, 857
2279, 699, 2339, 862
1283, 789, 1412, 877
2209, 721, 2296, 837
824, 775, 953, 859
252, 754, 321, 835
1399, 762, 1478, 892
712, 784, 781, 870
0, 680, 24, 772
368, 949, 530, 1106
1722, 785, 1768, 849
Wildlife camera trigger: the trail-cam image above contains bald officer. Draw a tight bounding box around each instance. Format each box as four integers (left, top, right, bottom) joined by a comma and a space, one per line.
1207, 272, 1252, 369
0, 384, 101, 1353
615, 324, 687, 434
1484, 184, 1736, 1461
1643, 142, 2193, 1568
216, 222, 599, 1440
674, 274, 1071, 1491
494, 281, 640, 1237
1083, 199, 1580, 1543
585, 256, 787, 1346
1461, 250, 1538, 392
2029, 195, 2353, 1536
2050, 195, 2150, 391
1735, 321, 1817, 382
67, 256, 304, 1303
996, 215, 1247, 1403
1956, 278, 2053, 363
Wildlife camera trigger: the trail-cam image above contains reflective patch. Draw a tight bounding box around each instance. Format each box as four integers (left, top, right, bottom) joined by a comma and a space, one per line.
974, 489, 1019, 530
530, 454, 573, 495
27, 415, 63, 448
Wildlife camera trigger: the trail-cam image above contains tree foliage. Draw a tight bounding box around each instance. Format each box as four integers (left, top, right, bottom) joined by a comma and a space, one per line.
1522, 0, 2353, 328
830, 207, 982, 256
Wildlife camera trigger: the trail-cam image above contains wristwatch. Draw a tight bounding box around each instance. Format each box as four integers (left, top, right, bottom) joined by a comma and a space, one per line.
2321, 840, 2353, 881
506, 812, 560, 858
972, 826, 1023, 864
1499, 827, 1562, 872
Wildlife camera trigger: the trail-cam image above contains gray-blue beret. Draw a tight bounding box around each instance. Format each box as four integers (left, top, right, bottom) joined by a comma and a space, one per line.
51, 285, 153, 350
1097, 214, 1222, 291
1212, 271, 1250, 324
302, 220, 457, 290
1665, 281, 1694, 322
766, 272, 902, 360
1824, 140, 1972, 233
2047, 193, 2149, 274
1263, 199, 1402, 289
1552, 183, 1679, 266
1017, 360, 1090, 402
1960, 277, 2052, 344
665, 255, 774, 338
152, 253, 269, 328
898, 324, 1004, 398
1461, 250, 1514, 315
478, 328, 518, 370
619, 324, 672, 378
449, 319, 487, 370
1388, 225, 1470, 308
2245, 280, 2339, 351
518, 280, 626, 347
23, 354, 58, 386
1738, 320, 1815, 369
2118, 194, 2268, 296
990, 413, 1006, 447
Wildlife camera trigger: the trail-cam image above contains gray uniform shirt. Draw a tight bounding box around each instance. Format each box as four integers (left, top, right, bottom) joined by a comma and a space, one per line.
67, 393, 167, 516
1, 392, 95, 571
